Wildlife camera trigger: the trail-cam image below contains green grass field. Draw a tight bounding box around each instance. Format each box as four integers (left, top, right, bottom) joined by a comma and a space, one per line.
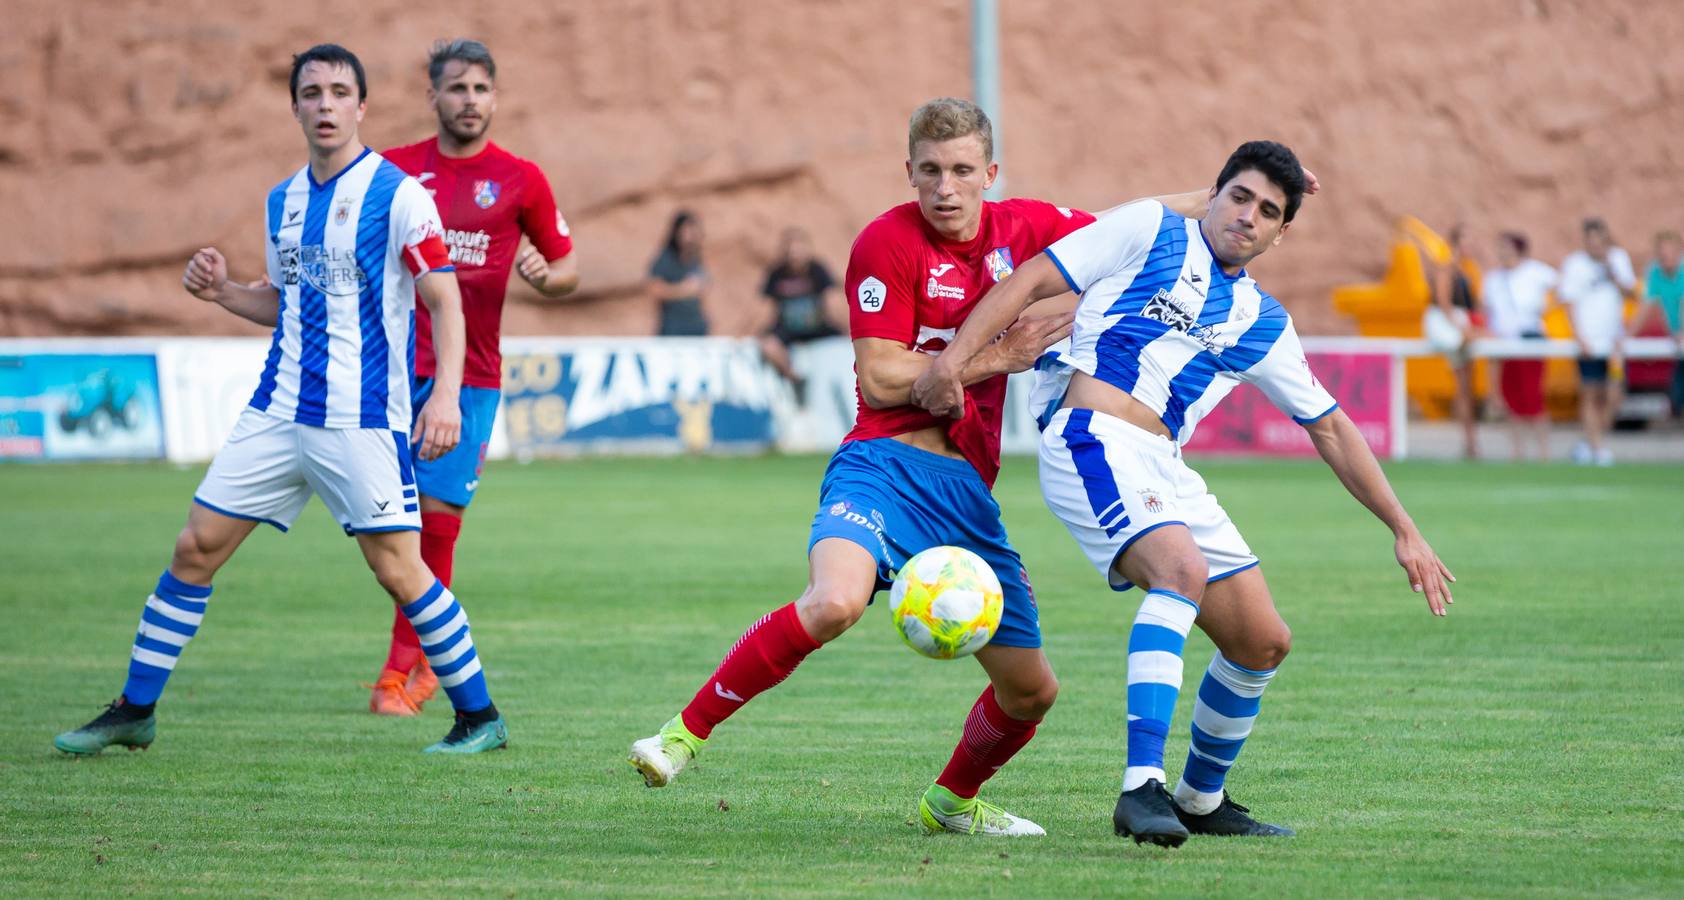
2, 455, 1681, 897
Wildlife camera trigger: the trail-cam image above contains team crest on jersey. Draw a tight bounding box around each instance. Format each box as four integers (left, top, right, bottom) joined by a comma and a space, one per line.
1138, 490, 1165, 514
985, 247, 1015, 282
333, 196, 355, 226
473, 180, 500, 209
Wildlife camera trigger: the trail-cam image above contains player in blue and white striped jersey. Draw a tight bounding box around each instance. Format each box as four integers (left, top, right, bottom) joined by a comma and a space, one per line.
53, 44, 509, 758
913, 141, 1454, 845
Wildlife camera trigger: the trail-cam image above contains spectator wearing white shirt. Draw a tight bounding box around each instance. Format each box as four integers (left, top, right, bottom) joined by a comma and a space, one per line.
1557, 218, 1636, 465
1481, 231, 1557, 460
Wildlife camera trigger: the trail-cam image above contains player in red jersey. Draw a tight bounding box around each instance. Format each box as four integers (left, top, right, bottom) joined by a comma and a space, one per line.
628, 98, 1213, 834
368, 39, 579, 715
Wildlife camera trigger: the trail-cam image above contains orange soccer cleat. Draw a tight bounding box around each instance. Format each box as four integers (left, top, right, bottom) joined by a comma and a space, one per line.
369, 670, 421, 716
404, 660, 440, 709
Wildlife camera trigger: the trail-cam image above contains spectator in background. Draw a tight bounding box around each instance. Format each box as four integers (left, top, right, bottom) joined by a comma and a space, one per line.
1425, 225, 1482, 459
1631, 230, 1684, 422
649, 210, 709, 336
759, 227, 842, 400
1558, 217, 1636, 466
1481, 231, 1557, 461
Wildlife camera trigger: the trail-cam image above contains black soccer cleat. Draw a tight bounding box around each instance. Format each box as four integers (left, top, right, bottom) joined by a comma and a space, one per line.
1112, 779, 1190, 847
1173, 792, 1295, 837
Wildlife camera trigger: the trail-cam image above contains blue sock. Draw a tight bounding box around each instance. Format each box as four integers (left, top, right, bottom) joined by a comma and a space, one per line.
1174, 653, 1276, 814
1123, 588, 1199, 792
400, 581, 492, 713
123, 571, 213, 705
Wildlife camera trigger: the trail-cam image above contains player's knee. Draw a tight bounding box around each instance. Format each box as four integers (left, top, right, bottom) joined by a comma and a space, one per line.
998, 674, 1059, 721
795, 584, 868, 643
170, 525, 221, 580
1238, 623, 1292, 670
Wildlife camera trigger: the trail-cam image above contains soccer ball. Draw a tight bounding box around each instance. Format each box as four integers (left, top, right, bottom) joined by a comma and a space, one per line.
889, 546, 1003, 660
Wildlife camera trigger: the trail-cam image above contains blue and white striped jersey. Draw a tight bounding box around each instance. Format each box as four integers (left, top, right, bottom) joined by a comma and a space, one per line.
251, 148, 452, 431
1030, 200, 1337, 445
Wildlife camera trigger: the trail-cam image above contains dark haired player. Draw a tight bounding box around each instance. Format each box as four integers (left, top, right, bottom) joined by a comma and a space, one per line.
369, 39, 579, 715
53, 44, 508, 756
916, 141, 1453, 844
627, 97, 1217, 836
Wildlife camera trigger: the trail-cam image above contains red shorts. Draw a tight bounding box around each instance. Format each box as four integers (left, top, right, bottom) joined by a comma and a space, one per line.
1500, 359, 1546, 417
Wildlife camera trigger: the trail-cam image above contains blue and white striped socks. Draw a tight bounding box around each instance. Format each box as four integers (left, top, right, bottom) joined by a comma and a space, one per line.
399, 581, 492, 713
1174, 653, 1276, 814
1122, 588, 1199, 792
123, 571, 212, 705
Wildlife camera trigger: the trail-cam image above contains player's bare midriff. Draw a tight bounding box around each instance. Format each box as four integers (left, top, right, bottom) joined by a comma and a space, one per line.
1062, 371, 1173, 440
891, 425, 966, 459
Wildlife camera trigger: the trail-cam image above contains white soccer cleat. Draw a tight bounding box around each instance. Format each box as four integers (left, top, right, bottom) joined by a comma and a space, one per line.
627, 715, 704, 788
919, 789, 1047, 836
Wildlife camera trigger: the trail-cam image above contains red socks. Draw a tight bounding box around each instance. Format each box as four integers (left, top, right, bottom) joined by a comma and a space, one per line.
935, 687, 1041, 799
382, 511, 462, 675
680, 602, 821, 739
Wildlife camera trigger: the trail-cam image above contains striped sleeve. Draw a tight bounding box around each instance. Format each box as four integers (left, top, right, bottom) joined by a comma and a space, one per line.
390, 177, 452, 277
1244, 317, 1338, 424
1042, 200, 1163, 295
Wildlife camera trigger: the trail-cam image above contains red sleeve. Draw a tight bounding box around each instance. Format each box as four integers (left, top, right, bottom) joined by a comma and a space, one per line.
844, 216, 919, 344
518, 161, 575, 261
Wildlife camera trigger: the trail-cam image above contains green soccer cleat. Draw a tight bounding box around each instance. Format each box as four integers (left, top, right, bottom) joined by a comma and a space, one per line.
918, 784, 1046, 836
423, 711, 509, 754
54, 698, 157, 756
628, 715, 705, 787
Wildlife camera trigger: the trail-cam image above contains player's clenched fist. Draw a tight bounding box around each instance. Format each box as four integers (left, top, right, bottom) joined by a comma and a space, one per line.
515, 246, 548, 290
183, 247, 228, 302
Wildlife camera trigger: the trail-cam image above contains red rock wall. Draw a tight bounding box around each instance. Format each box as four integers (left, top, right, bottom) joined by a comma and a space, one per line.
3, 0, 1681, 338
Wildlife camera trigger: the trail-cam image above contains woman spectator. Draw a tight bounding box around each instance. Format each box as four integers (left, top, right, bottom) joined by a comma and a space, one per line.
759, 227, 842, 400
1481, 231, 1557, 460
648, 210, 709, 336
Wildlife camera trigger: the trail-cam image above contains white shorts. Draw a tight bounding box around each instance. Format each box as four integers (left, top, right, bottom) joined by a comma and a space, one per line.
1039, 407, 1258, 591
194, 408, 421, 535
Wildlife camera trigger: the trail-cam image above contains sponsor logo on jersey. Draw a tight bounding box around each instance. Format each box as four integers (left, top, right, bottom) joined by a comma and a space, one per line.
857, 276, 886, 312
281, 243, 367, 296
929, 263, 956, 277
926, 275, 966, 301
985, 247, 1015, 283
416, 172, 437, 197
1142, 288, 1223, 355
444, 228, 492, 267
473, 180, 500, 209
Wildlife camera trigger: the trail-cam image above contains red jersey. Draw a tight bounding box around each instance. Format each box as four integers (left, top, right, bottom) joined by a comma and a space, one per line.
844, 199, 1095, 486
382, 138, 574, 389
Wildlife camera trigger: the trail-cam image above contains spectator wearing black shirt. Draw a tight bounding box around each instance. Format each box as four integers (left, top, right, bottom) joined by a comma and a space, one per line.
759, 228, 842, 398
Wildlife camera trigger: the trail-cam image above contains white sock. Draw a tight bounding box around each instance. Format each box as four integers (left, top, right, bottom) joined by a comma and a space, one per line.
1173, 778, 1223, 815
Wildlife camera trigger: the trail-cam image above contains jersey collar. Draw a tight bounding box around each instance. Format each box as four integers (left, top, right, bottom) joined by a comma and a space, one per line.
308, 146, 372, 191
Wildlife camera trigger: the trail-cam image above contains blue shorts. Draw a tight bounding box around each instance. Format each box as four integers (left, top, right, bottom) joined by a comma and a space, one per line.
410, 379, 499, 508
808, 438, 1041, 649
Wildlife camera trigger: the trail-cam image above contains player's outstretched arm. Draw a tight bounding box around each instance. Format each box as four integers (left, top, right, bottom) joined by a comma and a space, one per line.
182, 247, 279, 326
1303, 408, 1456, 616
910, 254, 1074, 418
516, 246, 580, 298
856, 310, 1071, 411
1114, 168, 1320, 221
413, 271, 465, 462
